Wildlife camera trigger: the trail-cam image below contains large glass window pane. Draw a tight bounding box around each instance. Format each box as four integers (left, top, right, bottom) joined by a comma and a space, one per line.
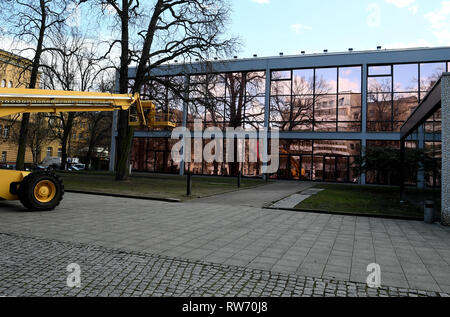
425, 141, 441, 188
205, 98, 225, 127
278, 155, 290, 179
338, 94, 361, 121
420, 62, 446, 92
339, 67, 361, 93
369, 65, 391, 76
393, 92, 419, 123
208, 75, 226, 98
394, 64, 418, 92
315, 68, 337, 94
368, 77, 392, 93
338, 122, 361, 132
314, 140, 360, 156
246, 71, 266, 96
367, 93, 392, 131
314, 94, 337, 131
290, 156, 301, 180
324, 157, 336, 182
269, 96, 289, 129
280, 140, 313, 154
187, 100, 206, 122
336, 157, 349, 182
244, 97, 265, 130
312, 156, 323, 181
270, 80, 291, 96
272, 70, 291, 80
291, 95, 313, 131
301, 155, 313, 180
292, 69, 314, 95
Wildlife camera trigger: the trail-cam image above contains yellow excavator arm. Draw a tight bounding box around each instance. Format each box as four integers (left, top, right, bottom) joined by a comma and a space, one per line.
0, 88, 136, 118
0, 88, 176, 128
0, 87, 175, 211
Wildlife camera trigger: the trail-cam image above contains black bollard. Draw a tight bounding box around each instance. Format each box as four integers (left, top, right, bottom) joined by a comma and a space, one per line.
187, 172, 192, 196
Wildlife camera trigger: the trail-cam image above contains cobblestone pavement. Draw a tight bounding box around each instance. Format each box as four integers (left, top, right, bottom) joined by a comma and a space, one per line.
1, 190, 450, 293
1, 233, 448, 297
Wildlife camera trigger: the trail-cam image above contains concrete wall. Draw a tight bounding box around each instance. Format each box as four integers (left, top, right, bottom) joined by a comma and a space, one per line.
442, 73, 450, 225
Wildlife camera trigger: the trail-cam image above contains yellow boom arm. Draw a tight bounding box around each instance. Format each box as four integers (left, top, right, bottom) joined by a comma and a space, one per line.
0, 88, 176, 129
0, 88, 137, 118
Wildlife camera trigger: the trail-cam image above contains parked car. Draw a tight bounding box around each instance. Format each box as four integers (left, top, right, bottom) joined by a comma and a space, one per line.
41, 156, 61, 169
0, 163, 15, 170
68, 163, 86, 171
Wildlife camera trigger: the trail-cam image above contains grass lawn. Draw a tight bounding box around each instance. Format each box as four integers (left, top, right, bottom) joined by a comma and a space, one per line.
57, 171, 267, 201
295, 184, 441, 219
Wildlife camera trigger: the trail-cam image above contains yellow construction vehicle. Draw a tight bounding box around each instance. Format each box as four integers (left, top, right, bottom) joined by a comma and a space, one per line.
0, 87, 175, 211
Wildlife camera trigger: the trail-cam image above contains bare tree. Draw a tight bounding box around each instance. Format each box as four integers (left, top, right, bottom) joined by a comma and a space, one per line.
0, 0, 75, 170
81, 73, 116, 169
27, 113, 54, 164
41, 27, 107, 169
84, 0, 239, 180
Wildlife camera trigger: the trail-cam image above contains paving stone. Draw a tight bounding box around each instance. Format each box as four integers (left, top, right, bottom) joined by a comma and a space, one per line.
0, 232, 447, 297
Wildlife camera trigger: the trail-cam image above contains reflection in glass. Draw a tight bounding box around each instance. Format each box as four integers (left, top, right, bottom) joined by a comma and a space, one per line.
368, 77, 392, 93
420, 62, 446, 92
275, 140, 360, 182
393, 92, 419, 123
339, 67, 361, 93
272, 70, 291, 80
312, 156, 323, 181
131, 138, 180, 174
368, 65, 391, 76
315, 68, 337, 94
314, 94, 337, 123
336, 157, 349, 182
324, 157, 336, 182
425, 141, 441, 188
270, 95, 313, 131
271, 80, 291, 96
338, 94, 361, 122
246, 71, 266, 96
394, 64, 418, 92
367, 93, 392, 131
293, 69, 314, 95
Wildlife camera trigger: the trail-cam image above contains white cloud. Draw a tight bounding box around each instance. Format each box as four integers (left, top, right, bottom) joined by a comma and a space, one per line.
408, 5, 418, 15
367, 3, 381, 28
385, 0, 418, 15
425, 1, 450, 44
291, 24, 312, 34
251, 0, 270, 4
384, 0, 416, 8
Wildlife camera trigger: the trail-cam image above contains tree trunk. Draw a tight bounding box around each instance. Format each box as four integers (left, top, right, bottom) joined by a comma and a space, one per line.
115, 0, 131, 181
16, 0, 46, 171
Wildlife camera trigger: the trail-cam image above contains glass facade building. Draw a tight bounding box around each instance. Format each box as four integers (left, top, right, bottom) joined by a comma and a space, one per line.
111, 47, 450, 187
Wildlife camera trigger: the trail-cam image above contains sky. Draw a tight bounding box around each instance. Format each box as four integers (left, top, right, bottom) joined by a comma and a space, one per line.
2, 0, 449, 62
228, 0, 450, 58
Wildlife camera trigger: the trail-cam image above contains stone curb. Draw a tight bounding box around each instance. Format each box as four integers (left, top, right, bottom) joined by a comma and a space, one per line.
65, 190, 181, 203
263, 206, 424, 221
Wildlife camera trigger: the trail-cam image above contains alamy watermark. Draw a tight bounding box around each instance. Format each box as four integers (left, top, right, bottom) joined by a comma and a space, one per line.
366, 263, 381, 288
67, 263, 81, 288
171, 119, 280, 173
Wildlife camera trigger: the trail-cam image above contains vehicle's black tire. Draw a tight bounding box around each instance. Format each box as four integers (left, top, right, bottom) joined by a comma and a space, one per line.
18, 171, 64, 211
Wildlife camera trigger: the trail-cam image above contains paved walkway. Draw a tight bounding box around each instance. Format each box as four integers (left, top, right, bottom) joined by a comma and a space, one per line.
190, 181, 313, 207
271, 188, 325, 209
0, 190, 450, 294
1, 233, 446, 297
